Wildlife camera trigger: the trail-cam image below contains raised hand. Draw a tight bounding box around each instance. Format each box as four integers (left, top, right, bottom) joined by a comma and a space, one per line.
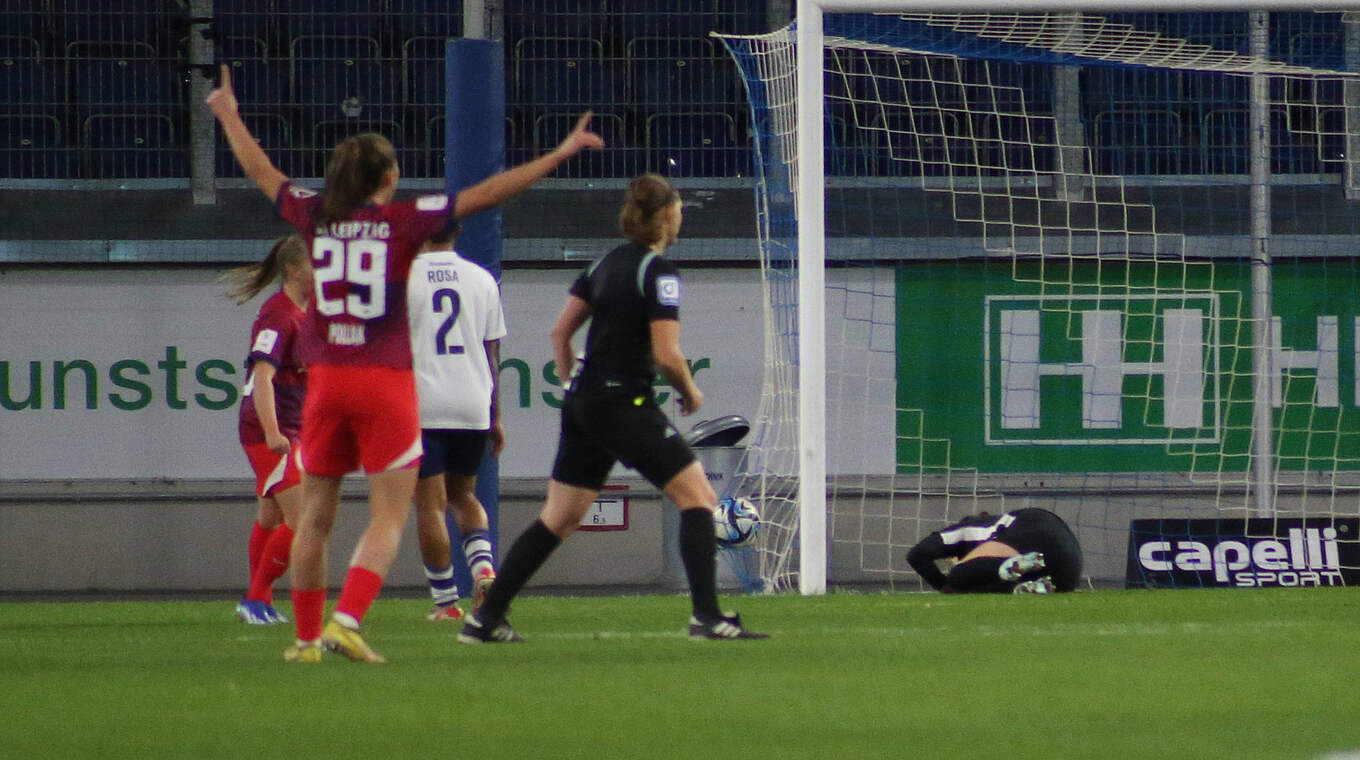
204, 63, 238, 119
554, 111, 605, 157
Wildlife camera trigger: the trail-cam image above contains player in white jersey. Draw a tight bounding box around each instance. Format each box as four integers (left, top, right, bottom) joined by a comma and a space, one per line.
406, 225, 507, 620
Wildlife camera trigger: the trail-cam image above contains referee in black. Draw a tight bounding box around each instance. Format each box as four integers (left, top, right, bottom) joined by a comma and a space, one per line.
906, 508, 1083, 593
459, 173, 766, 643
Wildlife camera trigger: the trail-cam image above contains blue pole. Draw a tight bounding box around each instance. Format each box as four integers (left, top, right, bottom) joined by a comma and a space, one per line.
444, 38, 504, 598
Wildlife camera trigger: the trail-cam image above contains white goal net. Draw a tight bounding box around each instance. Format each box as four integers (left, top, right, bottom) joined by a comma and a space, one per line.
717, 9, 1360, 593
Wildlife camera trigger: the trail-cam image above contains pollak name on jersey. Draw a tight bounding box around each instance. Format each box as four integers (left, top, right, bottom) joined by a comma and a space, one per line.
314, 220, 392, 239
328, 322, 367, 346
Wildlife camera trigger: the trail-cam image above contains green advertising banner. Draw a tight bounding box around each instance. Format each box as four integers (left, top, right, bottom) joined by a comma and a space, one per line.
896, 258, 1360, 474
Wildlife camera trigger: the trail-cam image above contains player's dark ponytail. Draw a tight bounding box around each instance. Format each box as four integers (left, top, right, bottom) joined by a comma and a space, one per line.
618, 173, 680, 246
222, 234, 309, 304
318, 133, 397, 225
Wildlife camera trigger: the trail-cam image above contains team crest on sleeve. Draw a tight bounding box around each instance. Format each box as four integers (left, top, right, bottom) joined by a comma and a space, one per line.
416, 194, 450, 211
288, 185, 317, 198
656, 275, 681, 307
252, 328, 280, 354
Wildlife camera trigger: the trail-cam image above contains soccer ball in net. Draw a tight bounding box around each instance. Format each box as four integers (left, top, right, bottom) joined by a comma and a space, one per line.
714, 496, 760, 547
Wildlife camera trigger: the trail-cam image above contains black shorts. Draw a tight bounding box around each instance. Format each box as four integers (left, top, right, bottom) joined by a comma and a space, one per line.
418, 429, 489, 479
995, 508, 1084, 591
551, 390, 695, 491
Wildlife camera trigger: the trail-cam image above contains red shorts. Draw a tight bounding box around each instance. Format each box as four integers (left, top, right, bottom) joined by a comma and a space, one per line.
242, 440, 303, 497
301, 364, 423, 477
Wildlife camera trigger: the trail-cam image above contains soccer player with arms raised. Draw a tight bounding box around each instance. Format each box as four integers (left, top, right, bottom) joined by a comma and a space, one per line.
206, 63, 602, 663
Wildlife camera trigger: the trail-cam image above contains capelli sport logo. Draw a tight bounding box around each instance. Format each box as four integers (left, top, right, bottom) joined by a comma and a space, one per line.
1127, 518, 1357, 588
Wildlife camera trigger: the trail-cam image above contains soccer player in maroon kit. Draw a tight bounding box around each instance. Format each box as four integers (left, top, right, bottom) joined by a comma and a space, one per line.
224, 235, 312, 625
206, 63, 603, 663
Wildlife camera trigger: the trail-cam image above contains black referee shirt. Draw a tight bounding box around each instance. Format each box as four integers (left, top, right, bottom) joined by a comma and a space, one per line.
569, 241, 681, 393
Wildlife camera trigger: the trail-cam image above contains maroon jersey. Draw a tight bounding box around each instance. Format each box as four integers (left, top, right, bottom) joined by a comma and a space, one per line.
275, 181, 456, 368
239, 289, 307, 445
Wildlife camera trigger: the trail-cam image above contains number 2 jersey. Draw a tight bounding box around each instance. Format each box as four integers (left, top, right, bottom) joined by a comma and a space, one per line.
275, 181, 457, 369
406, 249, 507, 430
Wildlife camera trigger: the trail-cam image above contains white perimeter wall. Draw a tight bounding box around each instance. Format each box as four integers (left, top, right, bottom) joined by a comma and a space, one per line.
0, 266, 897, 592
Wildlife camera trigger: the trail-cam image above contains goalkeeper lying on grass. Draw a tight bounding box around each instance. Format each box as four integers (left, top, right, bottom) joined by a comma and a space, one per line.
906, 508, 1083, 594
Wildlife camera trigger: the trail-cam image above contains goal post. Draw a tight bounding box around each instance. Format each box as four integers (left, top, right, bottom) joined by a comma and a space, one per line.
796, 6, 829, 596
718, 5, 1360, 595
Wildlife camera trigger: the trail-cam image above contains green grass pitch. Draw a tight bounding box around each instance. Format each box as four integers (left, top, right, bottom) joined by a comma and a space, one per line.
2, 588, 1358, 759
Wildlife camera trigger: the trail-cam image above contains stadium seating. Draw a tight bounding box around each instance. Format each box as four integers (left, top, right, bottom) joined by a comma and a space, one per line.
612, 0, 723, 41
1287, 30, 1343, 69
1316, 106, 1346, 166
969, 113, 1057, 175
401, 35, 447, 107
29, 4, 1358, 185
1200, 108, 1250, 174
310, 116, 407, 176
1199, 107, 1324, 175
213, 0, 280, 56
64, 38, 160, 61
422, 114, 446, 178
213, 34, 270, 64
66, 55, 179, 180
0, 34, 42, 60
0, 113, 73, 178
501, 0, 608, 41
389, 0, 462, 44
959, 59, 1055, 113
644, 110, 745, 177
1092, 108, 1188, 175
291, 36, 400, 127
1270, 107, 1323, 175
626, 37, 736, 109
503, 112, 533, 169
0, 57, 64, 113
52, 0, 179, 57
4, 1, 53, 55
82, 112, 184, 178
276, 0, 391, 46
824, 112, 867, 177
215, 110, 300, 177
224, 57, 289, 107
1083, 66, 1187, 114
860, 108, 969, 178
534, 111, 638, 179
513, 37, 617, 107
68, 57, 181, 131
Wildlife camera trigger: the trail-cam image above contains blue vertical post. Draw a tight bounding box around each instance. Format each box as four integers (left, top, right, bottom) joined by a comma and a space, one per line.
445, 38, 504, 597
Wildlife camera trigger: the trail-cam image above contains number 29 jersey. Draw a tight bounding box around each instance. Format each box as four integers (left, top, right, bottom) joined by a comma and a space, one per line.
275, 181, 456, 369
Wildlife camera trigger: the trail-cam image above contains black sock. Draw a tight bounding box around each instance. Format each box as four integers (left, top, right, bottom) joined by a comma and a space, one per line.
945, 556, 1011, 593
679, 507, 723, 621
478, 520, 560, 624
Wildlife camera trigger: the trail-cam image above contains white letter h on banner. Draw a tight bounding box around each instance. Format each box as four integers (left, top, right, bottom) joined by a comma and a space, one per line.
1000, 309, 1205, 430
